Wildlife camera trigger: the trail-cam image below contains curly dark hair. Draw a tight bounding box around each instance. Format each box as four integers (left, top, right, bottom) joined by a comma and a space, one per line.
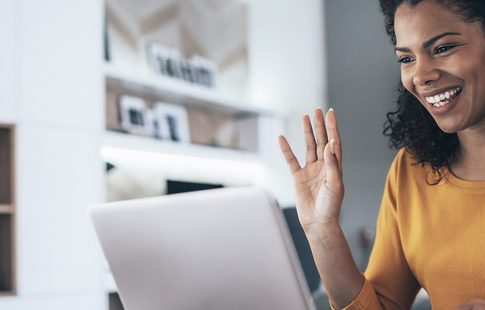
379, 0, 485, 181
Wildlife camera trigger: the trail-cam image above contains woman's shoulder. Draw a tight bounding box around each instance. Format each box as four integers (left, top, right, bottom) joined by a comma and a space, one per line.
393, 147, 416, 164
388, 147, 431, 185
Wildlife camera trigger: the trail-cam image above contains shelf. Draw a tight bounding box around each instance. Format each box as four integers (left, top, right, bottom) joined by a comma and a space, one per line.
104, 63, 274, 118
0, 291, 15, 297
102, 131, 261, 164
0, 205, 13, 214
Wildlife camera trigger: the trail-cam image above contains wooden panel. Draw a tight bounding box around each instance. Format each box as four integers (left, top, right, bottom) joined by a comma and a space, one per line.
0, 291, 15, 297
0, 127, 12, 204
0, 204, 13, 214
0, 125, 15, 296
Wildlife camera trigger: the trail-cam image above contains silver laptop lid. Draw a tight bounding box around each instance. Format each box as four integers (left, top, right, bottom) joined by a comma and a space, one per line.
89, 186, 316, 310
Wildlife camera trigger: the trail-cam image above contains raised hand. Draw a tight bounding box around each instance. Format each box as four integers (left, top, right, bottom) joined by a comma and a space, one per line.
279, 108, 344, 233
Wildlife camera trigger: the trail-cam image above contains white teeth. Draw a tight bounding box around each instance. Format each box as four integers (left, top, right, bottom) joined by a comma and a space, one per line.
436, 100, 447, 107
425, 87, 462, 104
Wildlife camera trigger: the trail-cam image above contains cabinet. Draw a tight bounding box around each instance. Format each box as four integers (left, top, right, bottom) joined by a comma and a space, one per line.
0, 125, 15, 296
104, 63, 273, 154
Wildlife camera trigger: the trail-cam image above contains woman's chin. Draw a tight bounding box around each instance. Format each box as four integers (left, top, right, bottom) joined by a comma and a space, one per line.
435, 121, 460, 134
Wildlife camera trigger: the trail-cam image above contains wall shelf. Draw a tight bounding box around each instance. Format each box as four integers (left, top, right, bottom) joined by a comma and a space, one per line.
102, 131, 261, 163
0, 291, 15, 298
0, 204, 13, 214
104, 63, 273, 118
104, 64, 281, 155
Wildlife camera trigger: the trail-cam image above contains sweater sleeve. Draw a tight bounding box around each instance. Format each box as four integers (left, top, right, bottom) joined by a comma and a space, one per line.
330, 149, 421, 309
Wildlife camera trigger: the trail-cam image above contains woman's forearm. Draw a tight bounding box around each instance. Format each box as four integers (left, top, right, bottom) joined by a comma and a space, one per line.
305, 222, 365, 309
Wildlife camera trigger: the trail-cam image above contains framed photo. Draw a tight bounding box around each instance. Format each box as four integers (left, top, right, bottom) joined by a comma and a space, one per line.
189, 55, 217, 88
153, 102, 190, 143
146, 42, 182, 78
145, 41, 217, 88
119, 95, 152, 136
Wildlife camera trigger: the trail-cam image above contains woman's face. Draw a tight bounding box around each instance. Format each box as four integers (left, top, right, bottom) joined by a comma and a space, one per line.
395, 1, 485, 134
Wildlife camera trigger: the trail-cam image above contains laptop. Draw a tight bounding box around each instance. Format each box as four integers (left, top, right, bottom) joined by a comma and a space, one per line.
89, 186, 317, 310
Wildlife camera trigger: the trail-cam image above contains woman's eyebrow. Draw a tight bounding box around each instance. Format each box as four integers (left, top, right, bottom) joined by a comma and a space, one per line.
394, 32, 462, 53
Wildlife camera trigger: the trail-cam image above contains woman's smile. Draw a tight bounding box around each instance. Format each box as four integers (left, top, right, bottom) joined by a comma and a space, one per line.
421, 85, 463, 115
395, 1, 485, 133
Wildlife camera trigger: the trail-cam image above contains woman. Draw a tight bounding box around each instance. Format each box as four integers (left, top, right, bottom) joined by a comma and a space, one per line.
279, 0, 485, 309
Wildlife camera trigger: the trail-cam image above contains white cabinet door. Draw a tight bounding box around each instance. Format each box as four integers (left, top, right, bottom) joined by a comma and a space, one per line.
16, 124, 105, 295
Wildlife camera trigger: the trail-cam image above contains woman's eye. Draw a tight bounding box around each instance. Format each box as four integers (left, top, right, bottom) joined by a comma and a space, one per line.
435, 45, 455, 54
398, 56, 413, 64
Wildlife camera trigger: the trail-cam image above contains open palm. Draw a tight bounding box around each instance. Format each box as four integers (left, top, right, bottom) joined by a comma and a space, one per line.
279, 108, 344, 232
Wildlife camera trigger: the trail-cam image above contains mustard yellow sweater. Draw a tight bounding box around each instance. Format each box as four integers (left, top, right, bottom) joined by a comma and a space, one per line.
334, 148, 485, 309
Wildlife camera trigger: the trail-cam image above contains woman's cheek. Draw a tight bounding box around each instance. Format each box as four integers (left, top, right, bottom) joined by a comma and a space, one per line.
401, 71, 414, 94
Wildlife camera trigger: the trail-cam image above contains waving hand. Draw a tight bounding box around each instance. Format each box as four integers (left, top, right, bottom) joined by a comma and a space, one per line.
279, 108, 344, 232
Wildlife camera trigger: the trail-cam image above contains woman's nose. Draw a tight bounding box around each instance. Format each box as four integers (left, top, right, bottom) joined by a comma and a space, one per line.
413, 58, 441, 86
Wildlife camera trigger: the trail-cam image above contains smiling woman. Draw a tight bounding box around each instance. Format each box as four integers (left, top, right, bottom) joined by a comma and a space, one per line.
383, 0, 485, 181
279, 0, 485, 309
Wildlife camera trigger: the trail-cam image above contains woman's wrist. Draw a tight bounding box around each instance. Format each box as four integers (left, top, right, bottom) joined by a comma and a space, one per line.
303, 220, 341, 243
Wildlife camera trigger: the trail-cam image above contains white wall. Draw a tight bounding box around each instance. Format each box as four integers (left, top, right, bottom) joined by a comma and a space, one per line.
245, 0, 326, 206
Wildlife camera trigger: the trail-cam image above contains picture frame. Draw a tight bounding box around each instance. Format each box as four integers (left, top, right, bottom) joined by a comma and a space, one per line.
146, 41, 217, 88
189, 55, 217, 88
152, 102, 190, 143
119, 95, 153, 136
146, 42, 182, 78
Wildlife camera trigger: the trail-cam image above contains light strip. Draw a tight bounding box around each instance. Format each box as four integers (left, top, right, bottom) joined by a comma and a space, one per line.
100, 146, 269, 185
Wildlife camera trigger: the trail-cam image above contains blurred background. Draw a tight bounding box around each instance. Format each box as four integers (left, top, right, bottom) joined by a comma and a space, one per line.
0, 0, 430, 309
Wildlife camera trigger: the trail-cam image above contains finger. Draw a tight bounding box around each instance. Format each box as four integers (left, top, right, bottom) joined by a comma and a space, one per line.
278, 135, 301, 174
323, 138, 342, 189
325, 108, 342, 170
302, 114, 317, 164
314, 108, 327, 160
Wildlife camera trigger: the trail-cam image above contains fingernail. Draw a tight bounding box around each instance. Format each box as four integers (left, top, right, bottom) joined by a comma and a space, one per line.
329, 108, 334, 112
